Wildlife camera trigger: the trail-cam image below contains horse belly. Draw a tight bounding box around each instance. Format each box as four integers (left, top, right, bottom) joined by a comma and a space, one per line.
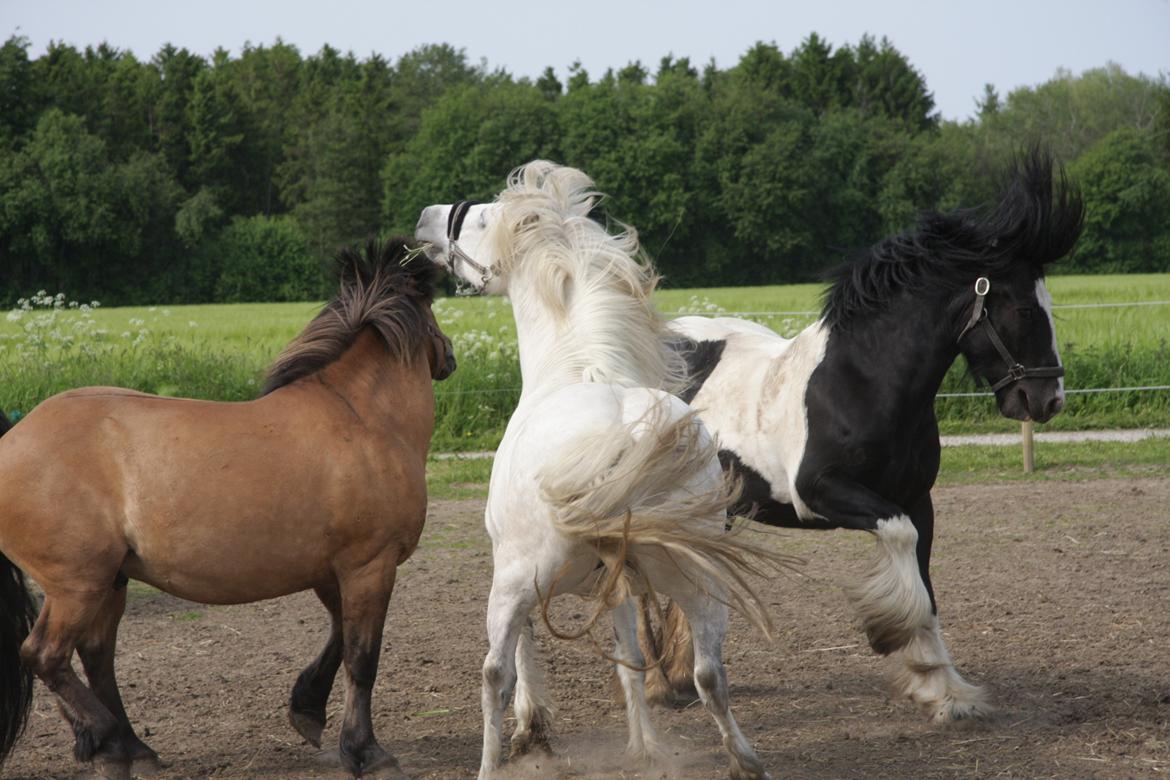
122, 522, 333, 604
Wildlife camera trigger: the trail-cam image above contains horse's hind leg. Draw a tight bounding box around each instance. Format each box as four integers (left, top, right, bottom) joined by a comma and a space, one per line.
76, 584, 160, 772
509, 617, 553, 758
289, 582, 343, 747
672, 591, 771, 780
336, 559, 406, 779
611, 598, 663, 764
480, 571, 535, 779
21, 591, 128, 778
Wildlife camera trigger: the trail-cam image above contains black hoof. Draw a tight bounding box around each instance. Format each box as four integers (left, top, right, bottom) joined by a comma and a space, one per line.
128, 737, 162, 777
87, 754, 132, 780
289, 707, 327, 748
341, 741, 406, 779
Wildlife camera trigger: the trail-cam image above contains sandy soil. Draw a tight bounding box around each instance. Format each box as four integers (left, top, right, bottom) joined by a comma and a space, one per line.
6, 477, 1170, 779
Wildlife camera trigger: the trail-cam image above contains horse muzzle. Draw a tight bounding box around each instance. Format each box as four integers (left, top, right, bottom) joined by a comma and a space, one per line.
996, 378, 1065, 423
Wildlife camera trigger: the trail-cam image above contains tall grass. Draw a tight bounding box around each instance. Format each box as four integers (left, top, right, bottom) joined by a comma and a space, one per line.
2, 276, 1168, 450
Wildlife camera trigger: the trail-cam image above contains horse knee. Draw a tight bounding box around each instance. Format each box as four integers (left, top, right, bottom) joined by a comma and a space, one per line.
694, 664, 724, 699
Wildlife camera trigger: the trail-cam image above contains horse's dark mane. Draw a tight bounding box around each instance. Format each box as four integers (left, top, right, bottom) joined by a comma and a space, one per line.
821, 150, 1085, 329
262, 237, 440, 395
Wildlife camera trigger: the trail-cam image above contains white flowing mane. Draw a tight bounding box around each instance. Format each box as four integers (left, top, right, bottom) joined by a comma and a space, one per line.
489, 160, 686, 392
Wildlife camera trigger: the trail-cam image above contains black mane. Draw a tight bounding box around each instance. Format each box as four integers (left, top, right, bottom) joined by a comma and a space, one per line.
822, 150, 1085, 328
262, 237, 441, 395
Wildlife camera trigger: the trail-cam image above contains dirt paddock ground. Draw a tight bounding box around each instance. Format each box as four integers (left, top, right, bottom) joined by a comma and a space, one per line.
7, 477, 1170, 779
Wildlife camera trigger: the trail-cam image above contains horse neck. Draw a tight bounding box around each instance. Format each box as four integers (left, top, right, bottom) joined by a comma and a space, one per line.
315, 327, 435, 445
825, 289, 961, 418
508, 277, 669, 396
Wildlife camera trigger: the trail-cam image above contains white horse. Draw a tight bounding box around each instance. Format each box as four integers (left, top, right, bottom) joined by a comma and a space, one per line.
415, 161, 793, 779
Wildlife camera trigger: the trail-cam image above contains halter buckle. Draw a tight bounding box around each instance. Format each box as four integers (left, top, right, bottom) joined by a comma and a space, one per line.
1007, 363, 1027, 381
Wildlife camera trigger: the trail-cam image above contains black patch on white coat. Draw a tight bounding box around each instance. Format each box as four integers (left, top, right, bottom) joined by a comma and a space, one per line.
672, 338, 726, 404
719, 450, 831, 530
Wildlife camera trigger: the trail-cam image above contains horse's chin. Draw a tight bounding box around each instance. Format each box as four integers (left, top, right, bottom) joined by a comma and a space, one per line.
997, 404, 1032, 423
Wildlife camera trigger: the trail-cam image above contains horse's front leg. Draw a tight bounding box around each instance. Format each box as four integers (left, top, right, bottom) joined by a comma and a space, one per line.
799, 474, 935, 657
336, 558, 406, 779
888, 494, 990, 721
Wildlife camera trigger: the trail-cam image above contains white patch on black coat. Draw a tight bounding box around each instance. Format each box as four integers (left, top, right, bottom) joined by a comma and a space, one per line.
843, 515, 935, 655
1035, 278, 1064, 402
669, 316, 829, 521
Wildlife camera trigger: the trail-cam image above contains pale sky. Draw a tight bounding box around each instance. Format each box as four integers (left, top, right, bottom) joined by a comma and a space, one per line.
3, 0, 1168, 120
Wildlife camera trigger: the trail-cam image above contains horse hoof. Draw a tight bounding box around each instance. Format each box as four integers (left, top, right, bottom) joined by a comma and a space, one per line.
360, 750, 408, 779
341, 742, 407, 779
131, 751, 163, 778
84, 758, 132, 780
289, 709, 326, 748
509, 719, 553, 758
727, 750, 771, 780
729, 762, 771, 780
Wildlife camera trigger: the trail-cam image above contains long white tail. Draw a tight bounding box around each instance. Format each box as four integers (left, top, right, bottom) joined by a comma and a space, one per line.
537, 400, 799, 640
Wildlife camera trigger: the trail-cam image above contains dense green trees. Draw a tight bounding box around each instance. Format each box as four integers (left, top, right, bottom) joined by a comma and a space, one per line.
0, 33, 1166, 304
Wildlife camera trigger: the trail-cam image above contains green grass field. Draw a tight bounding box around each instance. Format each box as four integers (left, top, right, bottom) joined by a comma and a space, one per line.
2, 274, 1168, 452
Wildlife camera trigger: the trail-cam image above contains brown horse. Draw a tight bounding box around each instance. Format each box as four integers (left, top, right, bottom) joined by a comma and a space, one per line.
0, 238, 455, 779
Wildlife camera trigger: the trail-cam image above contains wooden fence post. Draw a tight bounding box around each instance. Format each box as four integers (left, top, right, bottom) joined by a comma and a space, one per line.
1022, 420, 1035, 473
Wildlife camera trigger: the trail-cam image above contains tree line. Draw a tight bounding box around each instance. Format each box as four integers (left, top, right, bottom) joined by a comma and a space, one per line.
0, 33, 1167, 304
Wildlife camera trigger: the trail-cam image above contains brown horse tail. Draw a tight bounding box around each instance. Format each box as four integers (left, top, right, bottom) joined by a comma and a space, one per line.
536, 398, 801, 644
0, 551, 34, 765
1, 416, 37, 765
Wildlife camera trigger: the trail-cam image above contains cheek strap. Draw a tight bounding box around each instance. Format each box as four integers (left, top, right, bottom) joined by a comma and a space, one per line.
958, 277, 1065, 392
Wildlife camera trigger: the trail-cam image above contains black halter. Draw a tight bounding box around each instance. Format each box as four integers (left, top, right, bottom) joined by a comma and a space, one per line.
445, 200, 493, 295
957, 276, 1064, 392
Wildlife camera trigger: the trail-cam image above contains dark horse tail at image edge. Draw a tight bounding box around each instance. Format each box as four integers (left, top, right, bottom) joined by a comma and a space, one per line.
0, 412, 37, 766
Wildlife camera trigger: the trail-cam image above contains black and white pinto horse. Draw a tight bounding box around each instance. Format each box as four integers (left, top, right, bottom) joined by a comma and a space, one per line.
644, 152, 1084, 721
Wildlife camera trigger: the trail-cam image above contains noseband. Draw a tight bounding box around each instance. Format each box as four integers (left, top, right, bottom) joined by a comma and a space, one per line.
958, 276, 1064, 392
446, 200, 493, 296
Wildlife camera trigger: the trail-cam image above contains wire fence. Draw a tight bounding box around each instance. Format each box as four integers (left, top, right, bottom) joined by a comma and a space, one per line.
671, 300, 1170, 318
437, 298, 1170, 400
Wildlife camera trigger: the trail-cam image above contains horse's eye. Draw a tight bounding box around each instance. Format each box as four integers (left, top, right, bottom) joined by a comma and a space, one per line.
1016, 306, 1035, 320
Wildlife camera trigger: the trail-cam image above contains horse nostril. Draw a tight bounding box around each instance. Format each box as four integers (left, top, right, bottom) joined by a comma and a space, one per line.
1046, 394, 1064, 418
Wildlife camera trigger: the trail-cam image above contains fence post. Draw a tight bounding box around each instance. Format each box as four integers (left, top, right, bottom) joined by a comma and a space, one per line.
1021, 420, 1035, 473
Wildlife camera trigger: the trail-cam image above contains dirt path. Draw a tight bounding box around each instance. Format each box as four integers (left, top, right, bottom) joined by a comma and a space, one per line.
7, 477, 1170, 779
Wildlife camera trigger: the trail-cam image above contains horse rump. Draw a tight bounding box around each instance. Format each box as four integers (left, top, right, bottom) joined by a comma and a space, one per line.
536, 396, 798, 642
